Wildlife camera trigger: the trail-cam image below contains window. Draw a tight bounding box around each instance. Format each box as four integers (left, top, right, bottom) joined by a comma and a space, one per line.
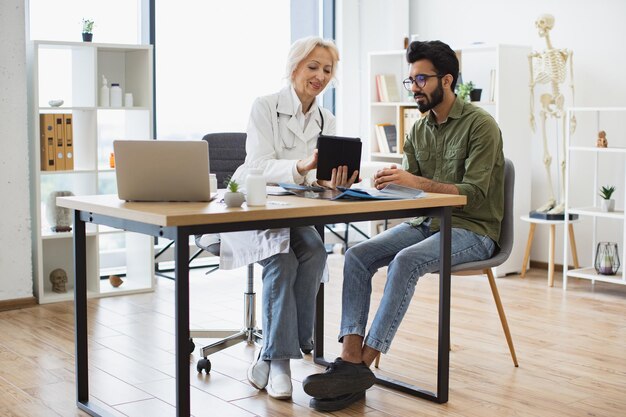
155, 0, 291, 139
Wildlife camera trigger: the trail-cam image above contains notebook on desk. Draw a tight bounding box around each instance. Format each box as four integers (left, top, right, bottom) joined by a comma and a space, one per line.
113, 140, 218, 202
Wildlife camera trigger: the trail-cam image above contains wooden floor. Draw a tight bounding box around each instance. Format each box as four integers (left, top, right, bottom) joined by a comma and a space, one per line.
1, 255, 626, 417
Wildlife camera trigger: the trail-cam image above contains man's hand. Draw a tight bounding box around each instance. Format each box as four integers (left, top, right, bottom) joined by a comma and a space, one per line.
374, 164, 459, 195
297, 149, 318, 175
373, 164, 421, 190
318, 165, 359, 190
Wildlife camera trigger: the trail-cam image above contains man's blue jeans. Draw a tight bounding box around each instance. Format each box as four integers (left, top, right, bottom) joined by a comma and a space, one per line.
258, 226, 327, 360
340, 222, 496, 353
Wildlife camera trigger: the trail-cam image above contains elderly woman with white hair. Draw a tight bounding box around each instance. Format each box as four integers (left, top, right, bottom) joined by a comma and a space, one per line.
219, 36, 358, 400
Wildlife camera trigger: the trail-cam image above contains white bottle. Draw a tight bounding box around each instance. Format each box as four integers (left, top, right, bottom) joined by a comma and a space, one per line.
110, 83, 122, 107
246, 168, 267, 206
99, 75, 109, 107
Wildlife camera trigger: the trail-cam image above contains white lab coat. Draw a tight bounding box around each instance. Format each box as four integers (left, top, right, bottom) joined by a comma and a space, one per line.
217, 86, 335, 270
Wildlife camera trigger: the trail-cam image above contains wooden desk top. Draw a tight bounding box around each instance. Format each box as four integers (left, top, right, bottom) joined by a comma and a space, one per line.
57, 192, 466, 227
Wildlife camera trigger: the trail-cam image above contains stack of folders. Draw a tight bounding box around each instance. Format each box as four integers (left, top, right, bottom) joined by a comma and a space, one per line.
332, 184, 425, 201
40, 113, 74, 171
375, 123, 397, 153
375, 74, 401, 102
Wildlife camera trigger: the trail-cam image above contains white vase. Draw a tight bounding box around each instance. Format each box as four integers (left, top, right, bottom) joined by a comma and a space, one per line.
601, 199, 615, 212
46, 190, 74, 232
223, 192, 245, 208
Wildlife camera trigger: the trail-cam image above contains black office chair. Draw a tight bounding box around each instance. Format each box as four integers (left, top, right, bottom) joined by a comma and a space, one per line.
191, 132, 262, 373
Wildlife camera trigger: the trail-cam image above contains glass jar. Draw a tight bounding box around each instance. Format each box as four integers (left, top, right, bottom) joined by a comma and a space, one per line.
594, 242, 620, 275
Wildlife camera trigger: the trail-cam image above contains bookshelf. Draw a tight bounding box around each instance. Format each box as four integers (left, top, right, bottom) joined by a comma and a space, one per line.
28, 41, 155, 303
563, 107, 626, 289
367, 44, 531, 276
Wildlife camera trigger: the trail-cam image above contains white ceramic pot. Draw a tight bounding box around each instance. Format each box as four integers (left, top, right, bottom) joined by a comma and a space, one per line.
224, 192, 245, 208
600, 199, 615, 212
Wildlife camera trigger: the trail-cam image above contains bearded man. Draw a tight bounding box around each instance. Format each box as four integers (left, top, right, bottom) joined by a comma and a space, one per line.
302, 40, 505, 412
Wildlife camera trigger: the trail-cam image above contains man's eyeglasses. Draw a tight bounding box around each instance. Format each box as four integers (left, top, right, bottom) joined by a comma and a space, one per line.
402, 74, 444, 90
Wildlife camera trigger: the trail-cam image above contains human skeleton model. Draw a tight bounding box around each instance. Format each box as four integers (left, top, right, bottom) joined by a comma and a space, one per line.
528, 14, 576, 214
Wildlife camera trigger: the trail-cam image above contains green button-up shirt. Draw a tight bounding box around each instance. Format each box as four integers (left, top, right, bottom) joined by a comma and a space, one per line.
403, 96, 504, 244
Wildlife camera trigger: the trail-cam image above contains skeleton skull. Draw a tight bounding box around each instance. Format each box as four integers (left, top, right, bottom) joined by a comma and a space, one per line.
49, 268, 68, 293
535, 14, 555, 37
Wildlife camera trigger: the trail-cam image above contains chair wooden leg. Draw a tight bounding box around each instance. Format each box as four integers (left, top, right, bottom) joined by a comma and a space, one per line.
520, 223, 536, 278
568, 224, 580, 269
485, 268, 519, 367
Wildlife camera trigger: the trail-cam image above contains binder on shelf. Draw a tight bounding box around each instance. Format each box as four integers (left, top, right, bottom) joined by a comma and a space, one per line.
39, 114, 55, 171
403, 107, 421, 144
375, 75, 385, 102
63, 114, 74, 170
381, 74, 401, 102
382, 124, 398, 153
375, 74, 400, 102
54, 114, 65, 170
375, 123, 391, 153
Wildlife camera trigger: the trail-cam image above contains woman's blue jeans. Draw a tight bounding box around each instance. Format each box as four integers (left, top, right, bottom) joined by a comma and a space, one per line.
340, 222, 495, 353
258, 226, 327, 360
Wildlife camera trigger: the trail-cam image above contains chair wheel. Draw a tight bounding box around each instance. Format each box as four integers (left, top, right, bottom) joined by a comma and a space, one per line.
301, 348, 312, 355
189, 338, 195, 354
197, 358, 211, 373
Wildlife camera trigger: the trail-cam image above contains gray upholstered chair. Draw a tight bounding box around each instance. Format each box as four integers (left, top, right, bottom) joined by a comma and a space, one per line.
375, 158, 518, 368
192, 132, 262, 373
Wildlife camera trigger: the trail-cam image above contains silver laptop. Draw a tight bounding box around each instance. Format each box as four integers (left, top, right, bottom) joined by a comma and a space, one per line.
114, 140, 217, 202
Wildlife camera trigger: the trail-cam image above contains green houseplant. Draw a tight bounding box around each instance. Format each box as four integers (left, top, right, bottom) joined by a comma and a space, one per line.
456, 81, 474, 102
223, 177, 245, 208
599, 185, 616, 212
81, 18, 94, 42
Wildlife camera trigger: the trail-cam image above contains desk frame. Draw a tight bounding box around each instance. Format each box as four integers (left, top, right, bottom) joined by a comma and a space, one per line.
72, 203, 452, 416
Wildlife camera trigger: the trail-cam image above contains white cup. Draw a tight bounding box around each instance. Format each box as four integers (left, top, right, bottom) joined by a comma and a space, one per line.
124, 93, 134, 107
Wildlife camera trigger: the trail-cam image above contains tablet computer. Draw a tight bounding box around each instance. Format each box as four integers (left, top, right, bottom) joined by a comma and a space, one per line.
316, 135, 362, 181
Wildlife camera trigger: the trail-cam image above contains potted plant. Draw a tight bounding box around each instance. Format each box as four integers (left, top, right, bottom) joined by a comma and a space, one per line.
223, 177, 245, 208
81, 18, 94, 42
456, 81, 474, 102
599, 185, 616, 212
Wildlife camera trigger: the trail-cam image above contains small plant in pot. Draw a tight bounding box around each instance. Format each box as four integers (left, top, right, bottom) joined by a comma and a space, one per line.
223, 177, 245, 208
81, 18, 94, 42
456, 81, 474, 102
599, 185, 616, 212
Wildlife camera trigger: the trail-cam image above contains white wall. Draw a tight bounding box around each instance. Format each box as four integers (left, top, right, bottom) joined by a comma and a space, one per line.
0, 0, 34, 300
338, 0, 626, 267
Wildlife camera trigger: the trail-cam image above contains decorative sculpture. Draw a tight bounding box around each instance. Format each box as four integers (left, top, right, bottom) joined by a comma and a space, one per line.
109, 275, 124, 287
528, 14, 576, 215
596, 130, 608, 148
46, 190, 74, 232
49, 268, 68, 293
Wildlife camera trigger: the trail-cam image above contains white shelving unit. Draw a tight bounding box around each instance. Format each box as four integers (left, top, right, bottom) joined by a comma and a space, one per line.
563, 107, 626, 289
367, 44, 531, 276
28, 40, 155, 303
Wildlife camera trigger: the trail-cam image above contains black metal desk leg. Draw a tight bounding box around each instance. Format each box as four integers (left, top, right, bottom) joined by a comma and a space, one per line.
174, 228, 191, 417
74, 210, 89, 405
437, 206, 452, 403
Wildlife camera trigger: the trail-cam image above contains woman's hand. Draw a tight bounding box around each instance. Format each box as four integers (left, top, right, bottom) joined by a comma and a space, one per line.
296, 149, 318, 175
318, 165, 359, 190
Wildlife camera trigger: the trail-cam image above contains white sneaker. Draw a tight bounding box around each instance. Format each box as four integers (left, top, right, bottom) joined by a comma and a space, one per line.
266, 373, 292, 400
247, 353, 269, 390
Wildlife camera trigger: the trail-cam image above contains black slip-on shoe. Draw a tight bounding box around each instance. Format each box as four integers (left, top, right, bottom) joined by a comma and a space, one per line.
309, 390, 366, 412
302, 357, 376, 398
